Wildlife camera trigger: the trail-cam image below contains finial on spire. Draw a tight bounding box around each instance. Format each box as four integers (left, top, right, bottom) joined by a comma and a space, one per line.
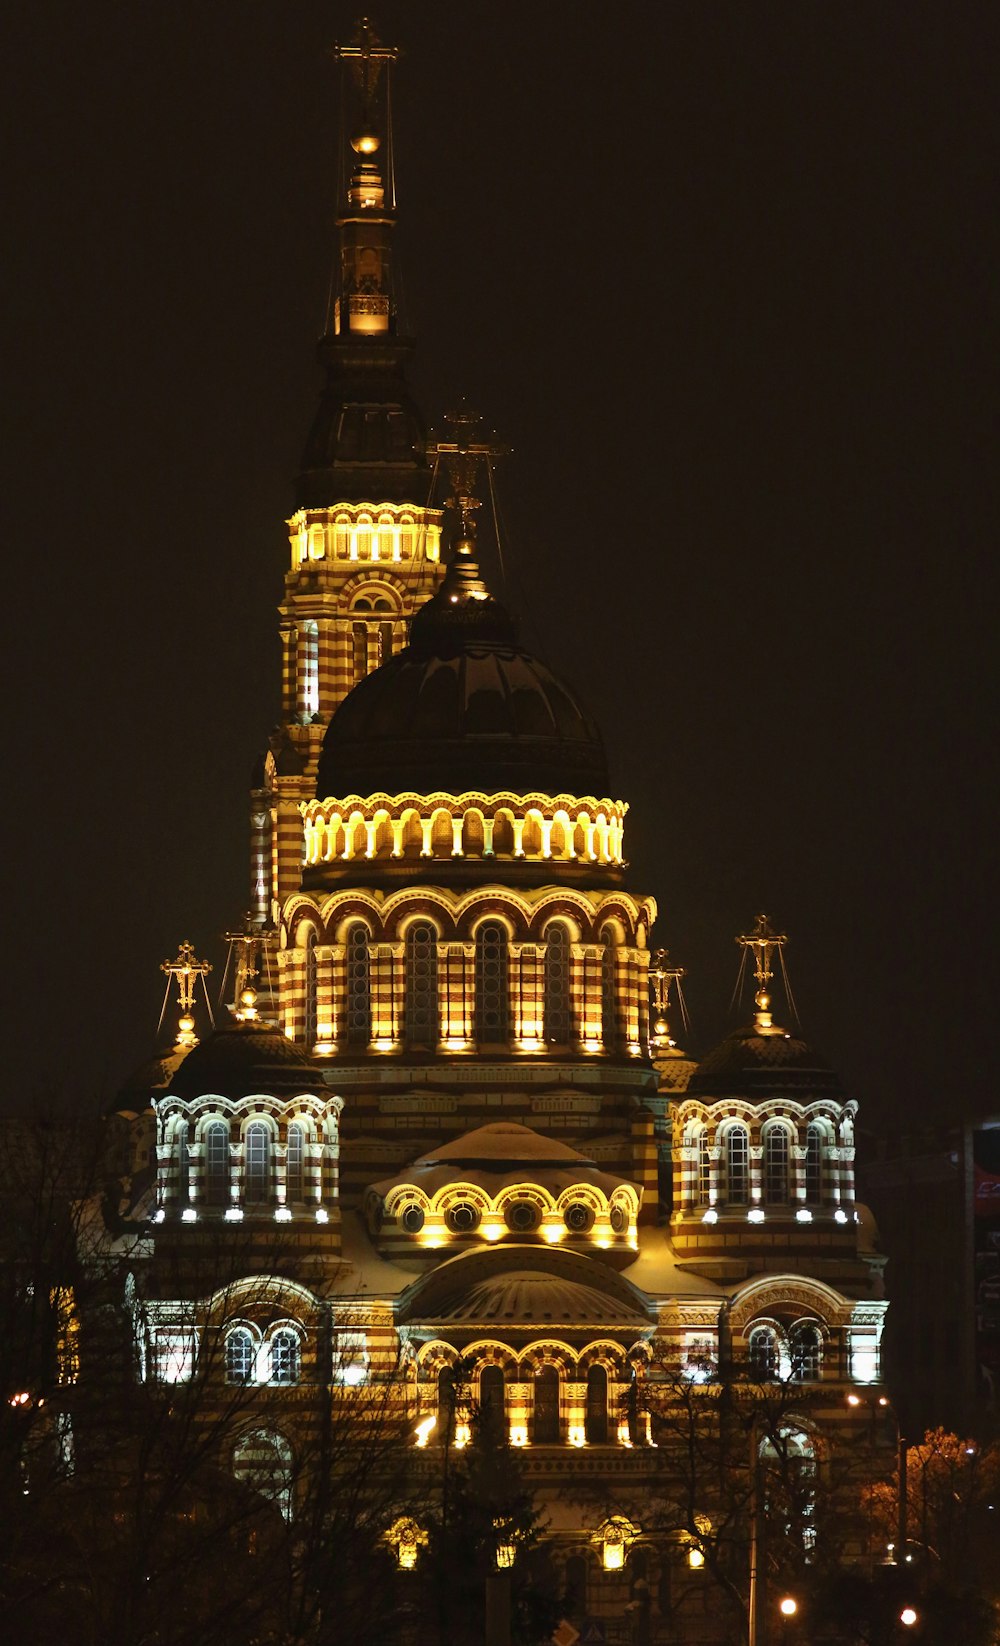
159, 942, 213, 1050
648, 948, 690, 1053
430, 406, 510, 544
736, 913, 788, 1034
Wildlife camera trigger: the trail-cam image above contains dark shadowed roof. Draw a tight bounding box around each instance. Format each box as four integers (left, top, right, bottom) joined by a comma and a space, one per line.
688, 1025, 844, 1100
316, 539, 609, 799
166, 1025, 323, 1101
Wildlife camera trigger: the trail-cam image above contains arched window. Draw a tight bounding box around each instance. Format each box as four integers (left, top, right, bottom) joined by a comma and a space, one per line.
533, 1366, 560, 1444
480, 1366, 505, 1443
764, 1125, 790, 1204
226, 1328, 255, 1385
585, 1364, 608, 1444
601, 929, 618, 1048
344, 924, 371, 1048
205, 1121, 230, 1208
805, 1124, 823, 1203
697, 1128, 711, 1205
176, 1121, 190, 1203
286, 1123, 305, 1204
759, 1426, 817, 1555
724, 1126, 749, 1206
304, 931, 317, 1049
404, 922, 438, 1046
245, 1123, 271, 1205
270, 1330, 301, 1386
475, 923, 509, 1045
544, 923, 572, 1046
790, 1322, 823, 1383
748, 1325, 780, 1381
233, 1429, 293, 1522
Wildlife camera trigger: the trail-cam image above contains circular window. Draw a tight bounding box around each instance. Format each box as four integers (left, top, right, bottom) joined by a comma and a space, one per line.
446, 1202, 480, 1234
401, 1205, 425, 1234
609, 1204, 629, 1234
506, 1201, 540, 1233
564, 1203, 593, 1233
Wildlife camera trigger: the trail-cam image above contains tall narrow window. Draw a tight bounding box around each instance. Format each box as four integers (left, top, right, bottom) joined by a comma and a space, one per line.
585, 1365, 608, 1444
286, 1123, 305, 1204
270, 1330, 301, 1386
404, 923, 438, 1046
304, 932, 317, 1049
205, 1121, 230, 1207
301, 622, 319, 719
749, 1325, 780, 1381
226, 1328, 255, 1385
601, 929, 618, 1048
352, 622, 367, 684
378, 619, 394, 665
725, 1126, 749, 1206
475, 923, 509, 1045
544, 923, 572, 1046
233, 1430, 293, 1523
480, 1366, 505, 1443
176, 1121, 190, 1204
245, 1123, 271, 1205
533, 1366, 560, 1444
790, 1323, 823, 1383
345, 925, 371, 1048
697, 1128, 711, 1205
805, 1124, 823, 1204
764, 1126, 790, 1204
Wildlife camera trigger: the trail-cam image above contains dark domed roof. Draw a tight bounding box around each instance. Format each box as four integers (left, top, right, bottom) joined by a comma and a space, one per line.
167, 1024, 323, 1102
316, 540, 609, 799
688, 1023, 843, 1100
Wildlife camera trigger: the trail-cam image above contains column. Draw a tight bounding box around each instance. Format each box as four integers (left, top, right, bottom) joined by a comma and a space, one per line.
439, 942, 473, 1048
512, 943, 544, 1049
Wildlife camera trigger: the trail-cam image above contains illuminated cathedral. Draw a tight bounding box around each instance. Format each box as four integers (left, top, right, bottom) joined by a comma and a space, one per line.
122, 23, 888, 1636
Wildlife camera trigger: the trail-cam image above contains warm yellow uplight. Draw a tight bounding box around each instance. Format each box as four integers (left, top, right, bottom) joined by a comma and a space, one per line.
414, 1415, 437, 1448
846, 1393, 861, 1406
687, 1548, 704, 1570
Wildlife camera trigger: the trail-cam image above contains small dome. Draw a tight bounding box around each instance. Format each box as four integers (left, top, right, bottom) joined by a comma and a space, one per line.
316, 542, 609, 799
415, 1122, 595, 1170
430, 1270, 647, 1325
167, 1024, 322, 1102
688, 1025, 843, 1100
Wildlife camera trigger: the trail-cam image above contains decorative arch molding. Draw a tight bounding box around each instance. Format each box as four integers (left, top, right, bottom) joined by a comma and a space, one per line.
202, 1273, 323, 1328
728, 1275, 851, 1334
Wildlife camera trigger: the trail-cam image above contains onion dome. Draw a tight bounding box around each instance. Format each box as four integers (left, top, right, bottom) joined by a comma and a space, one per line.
316, 537, 609, 798
687, 1024, 843, 1100
166, 1023, 322, 1102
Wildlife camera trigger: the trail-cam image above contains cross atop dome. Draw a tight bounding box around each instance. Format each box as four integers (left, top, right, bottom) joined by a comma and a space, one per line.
737, 912, 789, 1034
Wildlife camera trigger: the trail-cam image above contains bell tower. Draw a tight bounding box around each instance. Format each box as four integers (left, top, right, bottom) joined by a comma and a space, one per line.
251, 20, 445, 939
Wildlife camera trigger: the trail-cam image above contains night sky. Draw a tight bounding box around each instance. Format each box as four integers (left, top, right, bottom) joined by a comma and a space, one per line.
3, 2, 997, 1130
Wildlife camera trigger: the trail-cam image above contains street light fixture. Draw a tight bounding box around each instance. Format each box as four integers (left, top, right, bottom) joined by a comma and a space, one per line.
779, 1596, 798, 1617
900, 1606, 918, 1628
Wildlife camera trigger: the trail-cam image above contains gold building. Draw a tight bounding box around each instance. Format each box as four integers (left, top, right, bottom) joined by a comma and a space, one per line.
130, 25, 889, 1642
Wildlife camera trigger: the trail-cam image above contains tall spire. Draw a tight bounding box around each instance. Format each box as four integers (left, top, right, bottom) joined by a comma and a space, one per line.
736, 913, 788, 1035
329, 18, 400, 338
298, 18, 428, 508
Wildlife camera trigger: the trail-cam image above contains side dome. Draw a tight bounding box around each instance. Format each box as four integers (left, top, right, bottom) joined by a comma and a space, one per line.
687, 1024, 843, 1100
316, 537, 609, 799
167, 1024, 323, 1102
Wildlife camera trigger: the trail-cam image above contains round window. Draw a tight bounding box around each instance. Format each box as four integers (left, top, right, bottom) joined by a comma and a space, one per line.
401, 1205, 425, 1234
447, 1202, 480, 1234
564, 1202, 593, 1233
609, 1204, 628, 1234
506, 1201, 540, 1233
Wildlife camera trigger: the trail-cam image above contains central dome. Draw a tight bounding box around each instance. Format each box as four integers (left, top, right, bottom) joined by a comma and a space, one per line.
316, 539, 609, 799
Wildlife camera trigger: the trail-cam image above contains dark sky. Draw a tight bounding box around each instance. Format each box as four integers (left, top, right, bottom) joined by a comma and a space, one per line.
2, 2, 997, 1129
